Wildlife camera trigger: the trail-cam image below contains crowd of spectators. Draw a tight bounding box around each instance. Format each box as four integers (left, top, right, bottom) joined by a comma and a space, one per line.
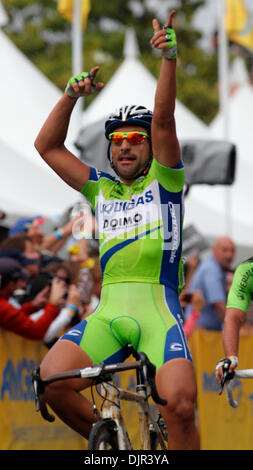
1, 206, 253, 347
0, 208, 102, 348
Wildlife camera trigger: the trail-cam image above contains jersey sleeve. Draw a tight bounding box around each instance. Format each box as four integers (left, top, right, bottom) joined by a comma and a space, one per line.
80, 167, 102, 211
226, 262, 253, 313
150, 158, 185, 192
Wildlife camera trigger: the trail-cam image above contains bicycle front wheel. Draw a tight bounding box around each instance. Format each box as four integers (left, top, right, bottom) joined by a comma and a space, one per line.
88, 418, 119, 450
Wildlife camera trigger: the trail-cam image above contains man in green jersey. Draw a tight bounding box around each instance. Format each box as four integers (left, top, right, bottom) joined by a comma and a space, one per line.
35, 11, 199, 450
216, 257, 253, 383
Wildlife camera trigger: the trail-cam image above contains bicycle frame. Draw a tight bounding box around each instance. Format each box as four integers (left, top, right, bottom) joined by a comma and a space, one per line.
97, 379, 166, 450
32, 346, 167, 450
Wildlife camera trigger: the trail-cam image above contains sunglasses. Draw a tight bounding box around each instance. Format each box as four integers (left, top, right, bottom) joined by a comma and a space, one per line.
108, 131, 149, 145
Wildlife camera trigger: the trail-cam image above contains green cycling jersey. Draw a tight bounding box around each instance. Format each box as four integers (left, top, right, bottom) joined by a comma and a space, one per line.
226, 258, 253, 313
81, 158, 185, 294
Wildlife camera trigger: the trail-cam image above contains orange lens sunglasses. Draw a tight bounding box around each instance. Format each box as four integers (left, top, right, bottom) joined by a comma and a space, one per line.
108, 131, 149, 145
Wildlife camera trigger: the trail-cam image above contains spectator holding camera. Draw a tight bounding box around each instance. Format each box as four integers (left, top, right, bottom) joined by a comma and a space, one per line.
0, 257, 66, 340
38, 279, 82, 348
43, 283, 81, 347
22, 267, 81, 347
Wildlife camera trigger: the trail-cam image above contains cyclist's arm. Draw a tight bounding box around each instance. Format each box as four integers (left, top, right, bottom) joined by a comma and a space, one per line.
216, 262, 253, 382
222, 307, 245, 358
35, 93, 90, 192
215, 307, 244, 383
35, 67, 104, 192
151, 11, 181, 168
222, 263, 253, 356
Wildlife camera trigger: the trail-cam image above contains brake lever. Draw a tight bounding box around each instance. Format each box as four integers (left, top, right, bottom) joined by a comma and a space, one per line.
31, 367, 55, 422
218, 359, 235, 395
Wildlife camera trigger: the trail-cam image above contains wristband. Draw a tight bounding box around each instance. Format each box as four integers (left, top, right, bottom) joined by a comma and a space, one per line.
66, 304, 78, 314
54, 228, 64, 240
162, 26, 177, 60
228, 355, 239, 367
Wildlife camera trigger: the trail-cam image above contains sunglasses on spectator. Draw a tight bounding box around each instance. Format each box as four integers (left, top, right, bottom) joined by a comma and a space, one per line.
108, 131, 149, 145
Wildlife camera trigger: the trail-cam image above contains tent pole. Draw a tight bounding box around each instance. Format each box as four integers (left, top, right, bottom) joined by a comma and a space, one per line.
72, 0, 83, 124
218, 0, 232, 237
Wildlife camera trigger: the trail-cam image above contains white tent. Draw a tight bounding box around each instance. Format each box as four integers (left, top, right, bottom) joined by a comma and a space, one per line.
184, 61, 253, 248
0, 136, 79, 217
81, 28, 210, 140
0, 28, 80, 220
0, 1, 7, 27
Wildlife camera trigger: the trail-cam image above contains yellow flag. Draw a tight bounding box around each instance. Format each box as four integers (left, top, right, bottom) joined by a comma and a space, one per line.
57, 0, 91, 30
225, 0, 253, 52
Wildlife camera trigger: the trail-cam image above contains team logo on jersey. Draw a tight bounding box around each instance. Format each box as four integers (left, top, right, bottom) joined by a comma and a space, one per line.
65, 329, 82, 337
97, 184, 159, 238
170, 343, 183, 351
103, 212, 143, 231
237, 266, 253, 300
94, 181, 182, 255
100, 190, 154, 215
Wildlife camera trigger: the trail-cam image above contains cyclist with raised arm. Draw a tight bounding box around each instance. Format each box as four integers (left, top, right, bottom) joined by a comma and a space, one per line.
216, 257, 253, 384
35, 10, 199, 450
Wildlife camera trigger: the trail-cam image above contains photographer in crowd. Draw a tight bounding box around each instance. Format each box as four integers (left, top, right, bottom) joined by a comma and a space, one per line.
0, 257, 66, 340
23, 266, 82, 348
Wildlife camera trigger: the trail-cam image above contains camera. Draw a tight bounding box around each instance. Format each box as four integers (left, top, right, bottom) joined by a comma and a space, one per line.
19, 271, 69, 304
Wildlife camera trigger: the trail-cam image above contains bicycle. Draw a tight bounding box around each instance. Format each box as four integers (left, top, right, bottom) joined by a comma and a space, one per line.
31, 344, 168, 450
219, 358, 253, 408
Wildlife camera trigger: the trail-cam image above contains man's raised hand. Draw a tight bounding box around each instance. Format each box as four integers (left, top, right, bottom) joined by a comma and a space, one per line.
150, 10, 177, 60
65, 66, 104, 99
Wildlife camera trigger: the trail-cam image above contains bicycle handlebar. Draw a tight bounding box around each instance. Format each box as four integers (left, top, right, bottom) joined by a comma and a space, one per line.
218, 359, 253, 408
224, 378, 238, 408
31, 346, 167, 422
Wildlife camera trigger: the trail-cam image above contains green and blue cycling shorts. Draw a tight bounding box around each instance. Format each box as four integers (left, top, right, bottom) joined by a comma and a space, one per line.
61, 282, 192, 370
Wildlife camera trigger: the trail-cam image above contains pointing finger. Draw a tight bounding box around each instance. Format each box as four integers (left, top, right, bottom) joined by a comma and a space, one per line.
90, 66, 100, 79
165, 9, 176, 28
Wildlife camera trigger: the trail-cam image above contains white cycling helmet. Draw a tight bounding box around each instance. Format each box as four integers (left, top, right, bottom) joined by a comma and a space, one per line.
105, 105, 153, 177
105, 105, 153, 139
